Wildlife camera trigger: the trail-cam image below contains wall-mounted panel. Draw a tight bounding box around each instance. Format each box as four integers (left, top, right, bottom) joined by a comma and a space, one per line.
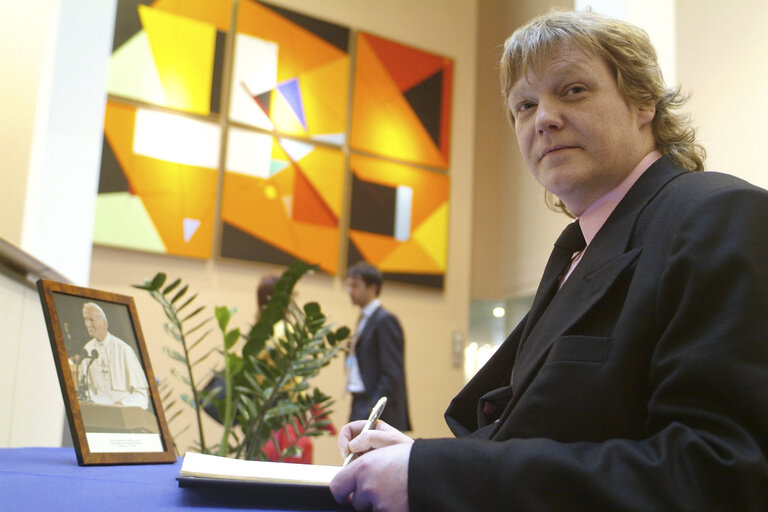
348, 154, 449, 288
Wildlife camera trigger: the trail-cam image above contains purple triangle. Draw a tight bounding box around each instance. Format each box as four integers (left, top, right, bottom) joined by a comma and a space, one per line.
277, 78, 307, 129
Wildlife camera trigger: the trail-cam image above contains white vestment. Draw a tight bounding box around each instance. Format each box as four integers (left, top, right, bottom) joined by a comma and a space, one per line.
83, 332, 149, 409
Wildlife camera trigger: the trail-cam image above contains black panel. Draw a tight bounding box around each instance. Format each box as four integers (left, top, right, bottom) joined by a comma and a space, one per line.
349, 173, 396, 236
209, 30, 227, 115
98, 136, 130, 194
255, 0, 350, 53
384, 271, 444, 289
112, 0, 154, 52
221, 222, 307, 267
404, 70, 443, 149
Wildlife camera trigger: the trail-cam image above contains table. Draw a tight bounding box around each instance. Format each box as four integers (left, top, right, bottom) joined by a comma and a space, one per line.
0, 447, 352, 511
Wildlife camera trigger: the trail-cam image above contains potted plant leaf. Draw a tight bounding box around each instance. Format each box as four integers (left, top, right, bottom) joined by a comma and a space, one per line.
133, 261, 349, 460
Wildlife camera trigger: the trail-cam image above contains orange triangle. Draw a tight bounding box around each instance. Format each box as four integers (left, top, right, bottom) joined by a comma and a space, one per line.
348, 230, 400, 265
292, 167, 337, 227
298, 145, 345, 218
379, 239, 440, 274
103, 102, 138, 179
361, 32, 445, 92
292, 222, 339, 274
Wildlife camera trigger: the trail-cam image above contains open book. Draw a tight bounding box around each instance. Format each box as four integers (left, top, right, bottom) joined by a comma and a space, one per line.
179, 452, 342, 486
177, 452, 352, 510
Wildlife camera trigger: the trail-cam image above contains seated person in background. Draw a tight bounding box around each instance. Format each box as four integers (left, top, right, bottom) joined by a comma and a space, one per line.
329, 10, 768, 511
81, 302, 149, 410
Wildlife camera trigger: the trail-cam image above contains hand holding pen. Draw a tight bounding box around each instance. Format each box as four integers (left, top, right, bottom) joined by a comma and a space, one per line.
343, 396, 388, 467
331, 397, 413, 510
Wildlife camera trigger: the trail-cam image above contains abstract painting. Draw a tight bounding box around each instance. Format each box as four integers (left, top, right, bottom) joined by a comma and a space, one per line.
95, 101, 219, 259
97, 1, 453, 284
351, 31, 453, 169
106, 0, 231, 116
220, 132, 345, 274
348, 154, 449, 288
230, 0, 350, 145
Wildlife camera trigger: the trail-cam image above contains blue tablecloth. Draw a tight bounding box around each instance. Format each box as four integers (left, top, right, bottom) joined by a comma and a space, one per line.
0, 447, 350, 511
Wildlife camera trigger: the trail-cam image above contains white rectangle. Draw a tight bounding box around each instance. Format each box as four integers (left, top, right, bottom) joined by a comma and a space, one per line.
86, 432, 165, 453
394, 185, 413, 241
133, 109, 220, 168
226, 127, 274, 178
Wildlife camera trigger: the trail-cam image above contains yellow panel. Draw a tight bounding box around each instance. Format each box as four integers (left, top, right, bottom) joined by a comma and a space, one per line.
139, 5, 216, 115
379, 239, 440, 273
297, 147, 344, 218
411, 202, 449, 270
349, 230, 400, 265
302, 57, 349, 137
351, 34, 446, 168
152, 0, 232, 31
350, 155, 449, 227
130, 156, 216, 258
238, 0, 346, 80
221, 172, 300, 253
292, 222, 339, 274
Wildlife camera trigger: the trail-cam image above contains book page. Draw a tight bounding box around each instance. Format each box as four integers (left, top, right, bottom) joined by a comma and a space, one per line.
180, 452, 342, 487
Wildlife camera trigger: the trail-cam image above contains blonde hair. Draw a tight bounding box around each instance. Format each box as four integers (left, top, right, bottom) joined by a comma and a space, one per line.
500, 10, 706, 212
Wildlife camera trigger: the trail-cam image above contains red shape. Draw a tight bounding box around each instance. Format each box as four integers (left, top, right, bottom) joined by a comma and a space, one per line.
362, 32, 446, 92
292, 166, 337, 227
440, 60, 453, 161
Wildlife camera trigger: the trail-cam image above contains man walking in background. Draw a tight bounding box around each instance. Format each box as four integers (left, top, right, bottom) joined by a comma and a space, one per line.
345, 262, 410, 431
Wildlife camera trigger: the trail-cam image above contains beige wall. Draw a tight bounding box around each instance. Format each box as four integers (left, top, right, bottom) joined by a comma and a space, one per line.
472, 0, 573, 301
89, 0, 477, 465
676, 0, 768, 187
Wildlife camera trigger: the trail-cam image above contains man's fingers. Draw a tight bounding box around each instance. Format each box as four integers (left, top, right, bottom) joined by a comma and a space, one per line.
338, 420, 370, 457
329, 466, 357, 504
348, 430, 413, 454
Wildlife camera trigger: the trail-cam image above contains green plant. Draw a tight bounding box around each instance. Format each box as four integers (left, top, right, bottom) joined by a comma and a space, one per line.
134, 261, 349, 460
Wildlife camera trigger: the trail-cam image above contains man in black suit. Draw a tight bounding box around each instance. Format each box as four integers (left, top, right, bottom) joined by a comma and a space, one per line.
345, 262, 411, 431
330, 10, 768, 511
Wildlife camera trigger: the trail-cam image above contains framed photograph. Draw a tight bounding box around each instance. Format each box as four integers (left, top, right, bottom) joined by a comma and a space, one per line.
37, 279, 176, 465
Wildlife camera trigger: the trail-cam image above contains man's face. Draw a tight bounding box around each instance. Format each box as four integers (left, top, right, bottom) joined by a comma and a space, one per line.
83, 305, 108, 341
508, 45, 655, 216
346, 276, 376, 308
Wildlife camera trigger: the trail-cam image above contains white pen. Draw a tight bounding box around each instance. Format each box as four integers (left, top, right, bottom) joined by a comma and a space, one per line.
343, 396, 388, 467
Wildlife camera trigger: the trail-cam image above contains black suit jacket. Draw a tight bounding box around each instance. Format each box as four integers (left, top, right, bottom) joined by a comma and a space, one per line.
352, 305, 411, 431
409, 157, 768, 510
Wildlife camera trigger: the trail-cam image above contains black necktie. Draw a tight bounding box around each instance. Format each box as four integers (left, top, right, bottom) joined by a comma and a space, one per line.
519, 220, 586, 344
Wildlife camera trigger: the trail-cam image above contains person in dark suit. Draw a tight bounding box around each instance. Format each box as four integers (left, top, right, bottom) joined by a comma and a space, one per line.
330, 10, 768, 511
345, 262, 411, 431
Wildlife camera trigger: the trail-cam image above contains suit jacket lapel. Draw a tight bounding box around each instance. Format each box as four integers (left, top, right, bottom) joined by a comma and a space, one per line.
355, 306, 383, 353
494, 158, 685, 432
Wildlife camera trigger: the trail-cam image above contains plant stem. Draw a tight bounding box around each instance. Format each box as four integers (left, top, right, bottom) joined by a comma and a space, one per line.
154, 290, 207, 453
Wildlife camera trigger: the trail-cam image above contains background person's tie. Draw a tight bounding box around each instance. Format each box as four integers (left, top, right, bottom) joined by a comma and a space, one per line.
519, 220, 586, 345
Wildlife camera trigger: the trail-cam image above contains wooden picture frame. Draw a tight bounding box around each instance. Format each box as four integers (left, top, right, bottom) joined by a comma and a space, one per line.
37, 279, 176, 465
